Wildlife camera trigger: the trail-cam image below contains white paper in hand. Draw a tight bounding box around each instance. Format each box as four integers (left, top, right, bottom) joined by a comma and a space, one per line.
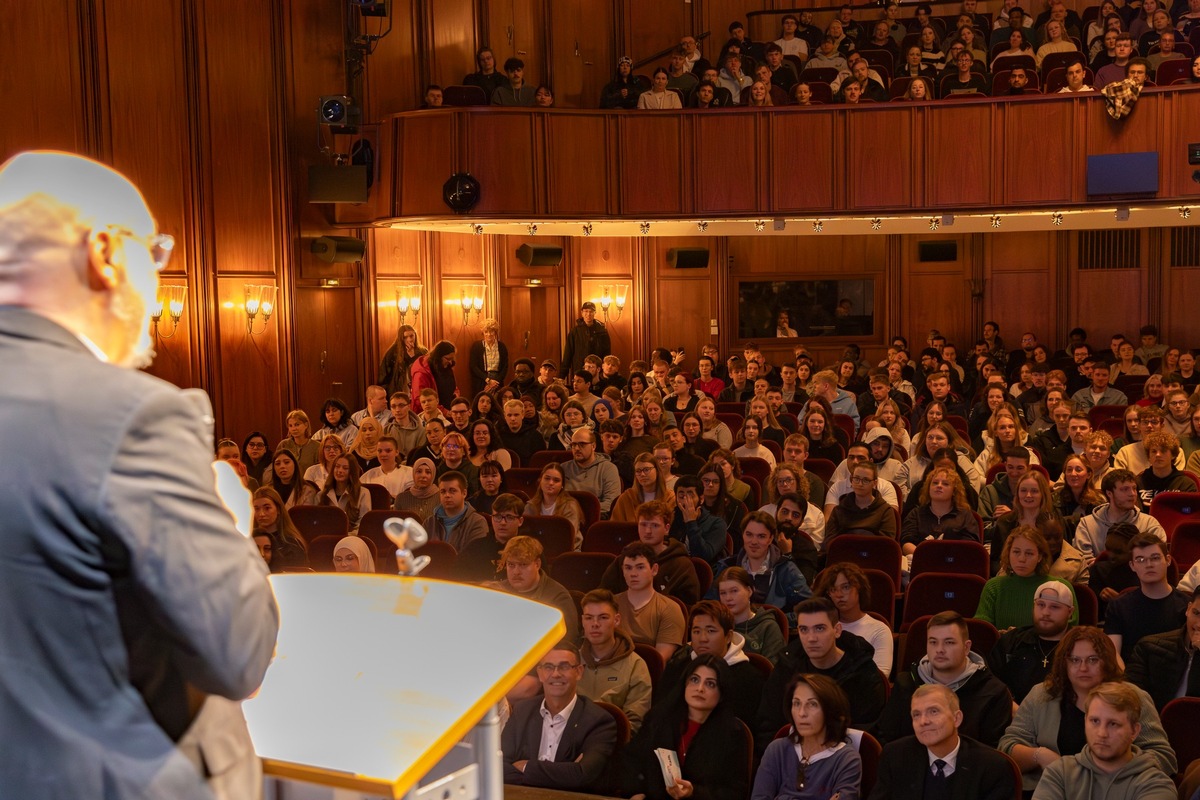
654, 748, 682, 787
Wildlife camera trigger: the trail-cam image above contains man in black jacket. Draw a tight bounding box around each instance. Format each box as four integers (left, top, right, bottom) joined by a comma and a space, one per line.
755, 597, 886, 751
502, 642, 617, 792
1126, 586, 1200, 710
869, 684, 1018, 800
876, 611, 1012, 746
988, 581, 1075, 703
561, 301, 611, 375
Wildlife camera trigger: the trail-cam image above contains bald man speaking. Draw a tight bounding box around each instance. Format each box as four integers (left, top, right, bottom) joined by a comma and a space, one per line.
0, 152, 279, 798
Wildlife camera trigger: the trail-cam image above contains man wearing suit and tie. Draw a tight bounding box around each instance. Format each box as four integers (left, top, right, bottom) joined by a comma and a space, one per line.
869, 684, 1018, 800
502, 642, 618, 793
0, 151, 279, 799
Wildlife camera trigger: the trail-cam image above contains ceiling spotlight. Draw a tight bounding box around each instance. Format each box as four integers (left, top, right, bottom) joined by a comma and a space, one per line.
527, 223, 538, 236
582, 222, 593, 236
812, 220, 823, 232
639, 222, 650, 235
697, 221, 709, 233
928, 218, 940, 231
471, 224, 484, 235
754, 220, 766, 232
1181, 207, 1192, 220
870, 218, 882, 231
1051, 212, 1063, 226
990, 216, 1002, 228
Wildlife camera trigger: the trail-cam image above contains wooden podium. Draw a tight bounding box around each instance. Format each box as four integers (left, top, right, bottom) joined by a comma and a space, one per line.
243, 573, 566, 800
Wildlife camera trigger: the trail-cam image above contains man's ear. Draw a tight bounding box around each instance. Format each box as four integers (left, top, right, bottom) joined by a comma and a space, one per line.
86, 229, 121, 291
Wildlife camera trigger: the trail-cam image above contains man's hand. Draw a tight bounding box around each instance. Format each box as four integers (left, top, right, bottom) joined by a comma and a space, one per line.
993, 504, 1012, 518
678, 494, 700, 523
666, 779, 694, 799
1100, 587, 1120, 601
513, 760, 528, 773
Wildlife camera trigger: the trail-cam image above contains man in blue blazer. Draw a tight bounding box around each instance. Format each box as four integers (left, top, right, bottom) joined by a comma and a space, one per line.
502, 642, 618, 793
0, 152, 279, 799
869, 684, 1018, 800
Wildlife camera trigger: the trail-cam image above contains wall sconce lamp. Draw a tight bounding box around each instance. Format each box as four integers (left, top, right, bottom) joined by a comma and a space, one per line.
460, 284, 485, 325
151, 285, 186, 339
244, 284, 278, 335
599, 283, 628, 323
395, 284, 422, 324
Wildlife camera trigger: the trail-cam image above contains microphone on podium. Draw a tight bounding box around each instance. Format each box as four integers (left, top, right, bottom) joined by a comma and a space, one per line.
383, 517, 432, 576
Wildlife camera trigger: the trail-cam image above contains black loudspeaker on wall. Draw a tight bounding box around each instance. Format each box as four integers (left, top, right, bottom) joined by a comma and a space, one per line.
666, 247, 710, 269
310, 236, 367, 263
516, 243, 563, 266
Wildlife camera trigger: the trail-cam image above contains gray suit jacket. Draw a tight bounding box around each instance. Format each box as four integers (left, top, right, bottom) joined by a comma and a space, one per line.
0, 308, 279, 799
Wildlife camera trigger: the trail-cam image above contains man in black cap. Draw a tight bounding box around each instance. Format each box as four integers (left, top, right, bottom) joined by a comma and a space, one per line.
562, 301, 611, 375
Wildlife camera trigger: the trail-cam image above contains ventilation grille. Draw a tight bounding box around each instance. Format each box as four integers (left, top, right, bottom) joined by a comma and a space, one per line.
1078, 229, 1141, 270
1169, 227, 1200, 268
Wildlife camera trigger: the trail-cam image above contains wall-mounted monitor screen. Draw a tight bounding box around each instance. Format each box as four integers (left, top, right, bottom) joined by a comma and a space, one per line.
736, 278, 875, 340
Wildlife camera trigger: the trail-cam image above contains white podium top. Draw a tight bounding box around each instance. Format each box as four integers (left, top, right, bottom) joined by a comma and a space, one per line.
243, 573, 566, 797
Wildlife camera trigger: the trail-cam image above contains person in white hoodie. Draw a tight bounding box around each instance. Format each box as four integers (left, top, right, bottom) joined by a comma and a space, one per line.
1031, 682, 1177, 800
653, 599, 765, 729
1073, 469, 1167, 564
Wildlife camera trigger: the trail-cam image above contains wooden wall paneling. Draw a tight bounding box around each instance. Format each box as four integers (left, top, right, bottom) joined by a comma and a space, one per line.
435, 232, 491, 394
292, 286, 365, 426
1067, 268, 1147, 341
547, 0, 616, 110
95, 1, 199, 391
397, 112, 457, 217
846, 108, 914, 210
769, 111, 838, 212
544, 113, 610, 216
693, 112, 760, 214
900, 235, 972, 352
1160, 92, 1200, 199
499, 284, 566, 369
214, 276, 286, 440
501, 233, 566, 287
576, 236, 636, 367
616, 115, 688, 216
1001, 100, 1074, 205
984, 232, 1058, 343
283, 0, 356, 427
358, 0, 420, 119
1162, 263, 1200, 346
463, 112, 538, 215
486, 0, 547, 87
1081, 93, 1161, 203
0, 3, 90, 158
923, 103, 992, 209
426, 0, 479, 93
646, 237, 717, 363
197, 0, 285, 277
621, 0, 690, 67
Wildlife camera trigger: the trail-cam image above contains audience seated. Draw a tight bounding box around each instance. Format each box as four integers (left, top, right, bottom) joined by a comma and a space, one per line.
870, 683, 1019, 800
824, 461, 898, 551
1074, 469, 1167, 564
502, 641, 618, 792
251, 487, 309, 572
454, 492, 523, 583
655, 600, 766, 728
393, 457, 441, 520
602, 502, 701, 606
987, 581, 1075, 703
1104, 531, 1188, 663
332, 535, 375, 573
877, 611, 1013, 746
977, 526, 1078, 630
424, 471, 488, 552
813, 562, 894, 675
757, 598, 887, 750
523, 462, 584, 549
1000, 625, 1176, 795
754, 674, 864, 800
710, 512, 812, 618
1125, 584, 1200, 710
488, 536, 579, 643
577, 589, 653, 734
714, 566, 787, 663
621, 654, 752, 800
901, 465, 983, 557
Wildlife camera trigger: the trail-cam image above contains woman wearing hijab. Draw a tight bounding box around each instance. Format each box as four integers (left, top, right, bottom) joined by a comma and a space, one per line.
332, 535, 376, 573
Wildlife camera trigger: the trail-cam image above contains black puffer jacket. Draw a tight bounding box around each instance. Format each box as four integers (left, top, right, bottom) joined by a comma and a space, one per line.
1126, 626, 1190, 711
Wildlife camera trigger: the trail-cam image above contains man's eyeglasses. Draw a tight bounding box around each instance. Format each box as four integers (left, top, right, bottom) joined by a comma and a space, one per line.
537, 661, 580, 674
1132, 554, 1165, 565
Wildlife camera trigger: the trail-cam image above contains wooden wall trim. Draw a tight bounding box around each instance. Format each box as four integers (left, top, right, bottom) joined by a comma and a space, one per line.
378, 90, 1200, 222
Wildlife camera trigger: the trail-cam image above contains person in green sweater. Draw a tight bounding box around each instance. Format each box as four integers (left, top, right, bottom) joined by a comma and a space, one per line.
976, 525, 1078, 632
